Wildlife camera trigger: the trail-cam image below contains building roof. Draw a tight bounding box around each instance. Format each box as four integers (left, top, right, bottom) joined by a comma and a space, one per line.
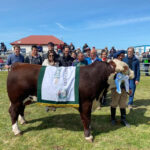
134, 45, 150, 47
10, 35, 64, 45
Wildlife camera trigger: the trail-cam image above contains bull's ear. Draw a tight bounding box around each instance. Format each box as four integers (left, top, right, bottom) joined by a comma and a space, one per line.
109, 61, 116, 69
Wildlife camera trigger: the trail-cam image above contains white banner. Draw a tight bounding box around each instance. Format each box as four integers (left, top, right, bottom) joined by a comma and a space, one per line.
41, 66, 76, 102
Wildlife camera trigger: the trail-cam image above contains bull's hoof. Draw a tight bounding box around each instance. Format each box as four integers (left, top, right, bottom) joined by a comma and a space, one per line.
18, 115, 27, 125
85, 135, 93, 143
16, 132, 23, 136
14, 131, 23, 136
20, 121, 27, 125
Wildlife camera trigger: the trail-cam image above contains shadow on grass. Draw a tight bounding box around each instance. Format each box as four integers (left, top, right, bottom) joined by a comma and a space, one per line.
127, 107, 150, 126
22, 99, 150, 137
126, 99, 150, 126
22, 107, 149, 137
134, 99, 150, 107
23, 113, 122, 136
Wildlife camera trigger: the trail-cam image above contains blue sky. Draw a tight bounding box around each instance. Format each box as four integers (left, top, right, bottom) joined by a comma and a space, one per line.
0, 0, 150, 50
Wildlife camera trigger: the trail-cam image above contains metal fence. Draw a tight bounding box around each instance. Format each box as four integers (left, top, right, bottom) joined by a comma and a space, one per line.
0, 53, 150, 75
140, 63, 150, 75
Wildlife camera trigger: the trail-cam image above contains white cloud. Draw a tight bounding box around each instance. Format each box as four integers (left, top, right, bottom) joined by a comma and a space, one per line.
85, 16, 150, 30
56, 22, 66, 30
56, 22, 71, 31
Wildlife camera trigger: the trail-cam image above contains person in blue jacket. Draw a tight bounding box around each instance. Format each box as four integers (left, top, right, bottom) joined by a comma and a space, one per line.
123, 47, 140, 109
85, 48, 101, 64
5, 45, 24, 69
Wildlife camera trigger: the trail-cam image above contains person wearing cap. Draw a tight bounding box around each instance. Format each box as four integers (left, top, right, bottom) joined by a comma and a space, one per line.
123, 47, 140, 109
110, 50, 133, 127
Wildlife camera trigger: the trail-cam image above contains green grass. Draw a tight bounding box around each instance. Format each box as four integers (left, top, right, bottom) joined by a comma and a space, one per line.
0, 71, 150, 150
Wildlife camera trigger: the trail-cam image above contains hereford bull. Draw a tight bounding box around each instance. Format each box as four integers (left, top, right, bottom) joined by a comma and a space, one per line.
7, 61, 122, 142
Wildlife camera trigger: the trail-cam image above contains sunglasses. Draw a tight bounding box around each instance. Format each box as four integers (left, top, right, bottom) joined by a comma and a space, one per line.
49, 55, 54, 57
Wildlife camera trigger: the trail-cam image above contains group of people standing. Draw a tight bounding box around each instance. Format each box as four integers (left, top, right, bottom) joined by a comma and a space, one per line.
5, 42, 140, 127
5, 42, 103, 69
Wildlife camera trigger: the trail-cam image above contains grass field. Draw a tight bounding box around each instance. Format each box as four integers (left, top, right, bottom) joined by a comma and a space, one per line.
0, 71, 150, 150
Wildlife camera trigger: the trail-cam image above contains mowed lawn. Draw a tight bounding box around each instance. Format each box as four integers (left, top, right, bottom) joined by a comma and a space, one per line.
0, 71, 150, 150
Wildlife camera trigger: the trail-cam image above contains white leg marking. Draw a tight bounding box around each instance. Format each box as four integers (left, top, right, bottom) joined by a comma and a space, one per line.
18, 115, 26, 125
12, 122, 21, 135
85, 135, 93, 142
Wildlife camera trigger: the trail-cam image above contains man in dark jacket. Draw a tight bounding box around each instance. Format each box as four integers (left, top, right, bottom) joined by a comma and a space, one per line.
0, 42, 7, 55
72, 52, 88, 66
59, 46, 74, 66
69, 42, 75, 52
82, 43, 89, 53
109, 46, 116, 59
25, 45, 42, 65
123, 47, 140, 109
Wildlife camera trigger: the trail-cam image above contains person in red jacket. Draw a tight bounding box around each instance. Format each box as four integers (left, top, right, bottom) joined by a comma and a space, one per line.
0, 57, 4, 70
0, 57, 4, 63
101, 49, 108, 62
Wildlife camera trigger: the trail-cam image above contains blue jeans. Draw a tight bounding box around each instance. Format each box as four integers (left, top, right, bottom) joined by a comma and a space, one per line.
128, 79, 136, 105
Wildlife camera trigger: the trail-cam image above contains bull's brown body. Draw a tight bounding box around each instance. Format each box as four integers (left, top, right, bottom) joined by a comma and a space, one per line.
7, 62, 115, 141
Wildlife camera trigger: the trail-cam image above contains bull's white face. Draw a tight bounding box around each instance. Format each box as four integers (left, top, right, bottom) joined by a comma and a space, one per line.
113, 59, 130, 74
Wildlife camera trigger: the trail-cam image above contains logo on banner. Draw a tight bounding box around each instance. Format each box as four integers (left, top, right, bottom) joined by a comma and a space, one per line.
58, 89, 67, 99
54, 68, 61, 84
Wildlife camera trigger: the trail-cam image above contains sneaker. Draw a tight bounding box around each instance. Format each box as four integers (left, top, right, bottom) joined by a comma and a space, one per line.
96, 106, 101, 110
121, 119, 130, 128
132, 105, 137, 108
128, 105, 133, 110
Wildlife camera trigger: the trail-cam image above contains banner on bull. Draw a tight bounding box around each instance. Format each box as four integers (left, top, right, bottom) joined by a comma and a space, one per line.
37, 66, 80, 108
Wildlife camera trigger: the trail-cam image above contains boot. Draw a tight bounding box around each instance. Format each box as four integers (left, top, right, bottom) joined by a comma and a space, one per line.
120, 108, 130, 127
111, 107, 116, 125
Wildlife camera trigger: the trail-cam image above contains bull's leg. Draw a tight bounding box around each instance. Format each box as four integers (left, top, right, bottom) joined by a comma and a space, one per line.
18, 104, 27, 125
9, 103, 21, 135
80, 101, 93, 142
